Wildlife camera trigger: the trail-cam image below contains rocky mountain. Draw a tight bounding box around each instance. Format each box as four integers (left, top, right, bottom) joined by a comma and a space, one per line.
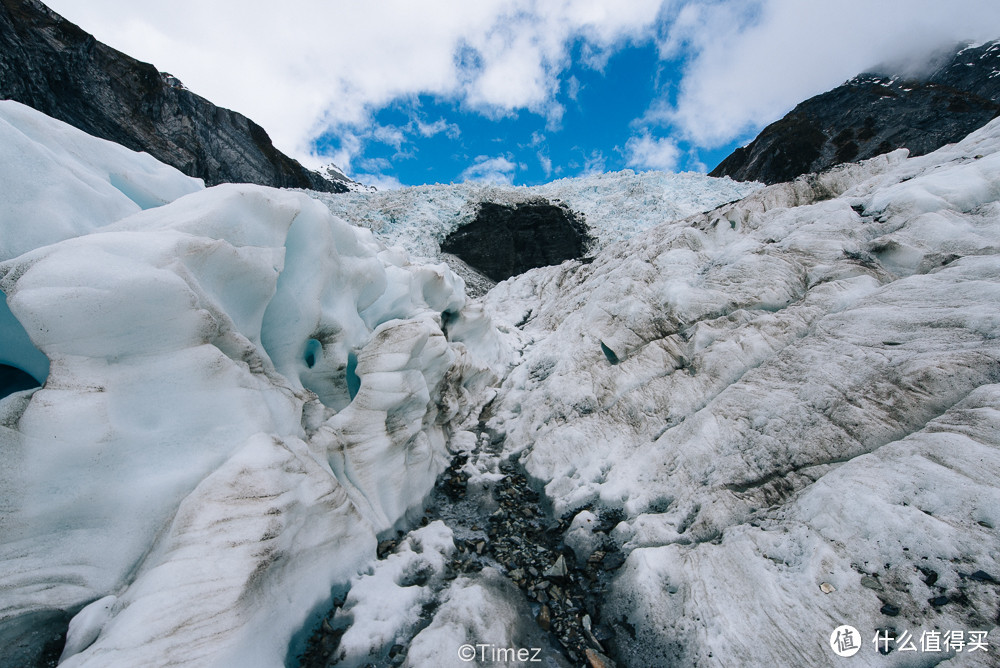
0, 0, 350, 192
440, 200, 592, 282
711, 40, 1000, 184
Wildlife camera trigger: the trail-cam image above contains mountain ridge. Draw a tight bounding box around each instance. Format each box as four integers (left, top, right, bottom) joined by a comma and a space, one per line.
710, 39, 1000, 184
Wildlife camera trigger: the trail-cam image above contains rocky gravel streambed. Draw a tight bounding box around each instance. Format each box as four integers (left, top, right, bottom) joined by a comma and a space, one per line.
297, 448, 630, 668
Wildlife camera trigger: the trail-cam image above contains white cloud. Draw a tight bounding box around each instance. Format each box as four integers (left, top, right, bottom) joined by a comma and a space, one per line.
460, 155, 518, 184
40, 0, 1000, 178
565, 75, 582, 101
625, 133, 680, 171
657, 0, 1000, 147
415, 118, 460, 139
354, 172, 405, 191
372, 124, 405, 149
44, 0, 662, 167
538, 152, 553, 177
582, 150, 607, 175
359, 157, 392, 173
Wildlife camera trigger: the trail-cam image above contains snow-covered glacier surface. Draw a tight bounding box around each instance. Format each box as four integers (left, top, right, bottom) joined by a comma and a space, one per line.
0, 101, 504, 667
481, 125, 1000, 664
3, 92, 1000, 668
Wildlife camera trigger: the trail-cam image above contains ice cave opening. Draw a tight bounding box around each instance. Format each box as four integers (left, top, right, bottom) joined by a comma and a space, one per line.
0, 292, 48, 400
345, 352, 360, 401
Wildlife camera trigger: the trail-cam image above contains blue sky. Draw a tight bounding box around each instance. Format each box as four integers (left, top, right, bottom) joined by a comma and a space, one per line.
43, 1, 1000, 189
312, 41, 738, 187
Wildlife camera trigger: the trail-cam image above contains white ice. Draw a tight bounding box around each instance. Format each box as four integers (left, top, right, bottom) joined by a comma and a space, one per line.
0, 102, 503, 667
480, 121, 1000, 664
0, 100, 202, 263
309, 170, 761, 267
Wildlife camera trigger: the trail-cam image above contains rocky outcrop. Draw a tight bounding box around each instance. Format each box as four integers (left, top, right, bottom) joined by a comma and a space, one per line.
711, 40, 1000, 184
440, 200, 591, 282
0, 0, 349, 192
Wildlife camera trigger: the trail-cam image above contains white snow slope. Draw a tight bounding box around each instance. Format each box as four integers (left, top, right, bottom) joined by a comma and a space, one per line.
3, 92, 1000, 668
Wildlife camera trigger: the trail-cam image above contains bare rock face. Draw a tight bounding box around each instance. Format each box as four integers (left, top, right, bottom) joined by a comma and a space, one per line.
440, 200, 592, 282
711, 40, 1000, 184
0, 0, 350, 192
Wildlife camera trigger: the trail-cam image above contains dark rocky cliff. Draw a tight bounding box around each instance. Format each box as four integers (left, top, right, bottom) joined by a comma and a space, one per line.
441, 200, 591, 282
0, 0, 350, 192
711, 40, 1000, 185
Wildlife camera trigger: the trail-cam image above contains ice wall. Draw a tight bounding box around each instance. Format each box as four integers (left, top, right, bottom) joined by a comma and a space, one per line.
0, 103, 502, 667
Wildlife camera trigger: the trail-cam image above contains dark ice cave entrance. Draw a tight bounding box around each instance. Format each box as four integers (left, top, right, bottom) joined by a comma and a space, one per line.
1, 291, 48, 401
0, 364, 40, 399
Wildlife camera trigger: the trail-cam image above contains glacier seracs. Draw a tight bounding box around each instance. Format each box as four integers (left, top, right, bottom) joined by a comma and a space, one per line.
309, 170, 762, 265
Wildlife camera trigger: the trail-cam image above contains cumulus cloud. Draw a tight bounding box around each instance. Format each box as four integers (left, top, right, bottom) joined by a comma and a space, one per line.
656, 0, 1000, 147
625, 133, 680, 171
45, 0, 662, 168
43, 0, 1000, 178
460, 155, 518, 184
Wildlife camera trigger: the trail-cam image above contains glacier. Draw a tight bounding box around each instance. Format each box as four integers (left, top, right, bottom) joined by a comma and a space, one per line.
309, 170, 761, 290
1, 93, 1000, 667
478, 131, 1000, 664
0, 100, 503, 667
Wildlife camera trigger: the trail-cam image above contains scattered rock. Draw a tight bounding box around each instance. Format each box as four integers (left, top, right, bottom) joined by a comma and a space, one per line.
545, 555, 569, 579
928, 595, 950, 607
819, 582, 835, 594
880, 603, 900, 617
601, 551, 626, 571
969, 570, 997, 583
860, 575, 883, 591
585, 648, 617, 668
376, 540, 396, 559
537, 605, 552, 631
